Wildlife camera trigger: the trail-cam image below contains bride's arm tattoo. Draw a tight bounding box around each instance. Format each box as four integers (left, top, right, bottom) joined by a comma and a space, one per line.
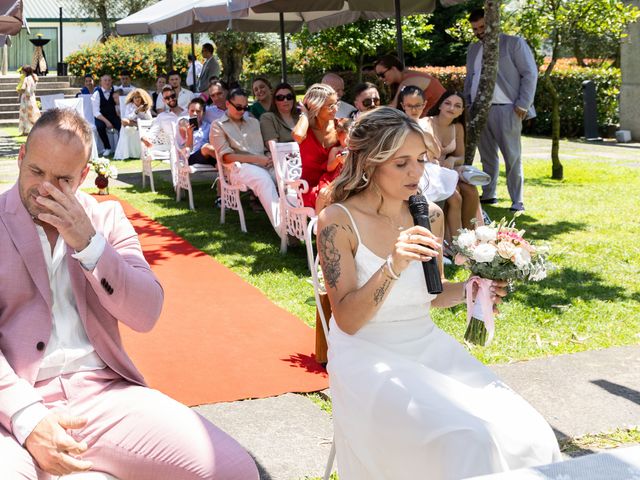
373, 278, 391, 305
429, 209, 441, 224
319, 224, 341, 289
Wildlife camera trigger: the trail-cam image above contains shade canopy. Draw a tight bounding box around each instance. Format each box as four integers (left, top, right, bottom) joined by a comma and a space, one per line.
0, 0, 23, 35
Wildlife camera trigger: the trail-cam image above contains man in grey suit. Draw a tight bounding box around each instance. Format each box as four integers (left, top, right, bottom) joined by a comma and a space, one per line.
463, 8, 538, 212
196, 43, 221, 93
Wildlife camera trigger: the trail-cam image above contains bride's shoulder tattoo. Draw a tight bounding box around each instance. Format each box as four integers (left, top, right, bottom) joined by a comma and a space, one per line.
319, 223, 342, 289
429, 210, 441, 224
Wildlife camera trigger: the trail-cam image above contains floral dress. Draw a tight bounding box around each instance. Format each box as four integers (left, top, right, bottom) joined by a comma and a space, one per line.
18, 75, 41, 135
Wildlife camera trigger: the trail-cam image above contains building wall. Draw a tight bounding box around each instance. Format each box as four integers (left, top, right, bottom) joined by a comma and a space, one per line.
620, 0, 640, 140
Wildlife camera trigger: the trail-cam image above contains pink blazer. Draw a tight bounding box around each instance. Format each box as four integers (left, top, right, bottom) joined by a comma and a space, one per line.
0, 185, 164, 433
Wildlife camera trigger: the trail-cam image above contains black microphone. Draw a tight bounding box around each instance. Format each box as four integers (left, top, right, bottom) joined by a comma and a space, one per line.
408, 194, 443, 294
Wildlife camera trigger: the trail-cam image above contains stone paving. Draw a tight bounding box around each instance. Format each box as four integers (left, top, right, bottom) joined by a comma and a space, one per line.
2, 130, 639, 479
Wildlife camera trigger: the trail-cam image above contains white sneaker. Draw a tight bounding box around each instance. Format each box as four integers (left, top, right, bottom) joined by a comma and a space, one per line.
102, 149, 111, 157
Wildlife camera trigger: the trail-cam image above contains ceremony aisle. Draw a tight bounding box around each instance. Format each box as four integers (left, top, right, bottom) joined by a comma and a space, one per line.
97, 195, 328, 406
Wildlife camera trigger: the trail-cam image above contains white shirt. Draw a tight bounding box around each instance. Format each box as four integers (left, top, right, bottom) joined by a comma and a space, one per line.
470, 44, 511, 104
186, 61, 202, 87
115, 83, 136, 95
11, 228, 107, 445
91, 87, 113, 119
157, 87, 193, 113
144, 109, 183, 146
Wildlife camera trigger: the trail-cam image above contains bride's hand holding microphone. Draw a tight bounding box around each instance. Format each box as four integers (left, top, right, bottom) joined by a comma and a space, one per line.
388, 226, 441, 276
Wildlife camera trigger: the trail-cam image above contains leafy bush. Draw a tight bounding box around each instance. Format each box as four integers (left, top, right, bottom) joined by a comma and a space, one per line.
66, 37, 194, 82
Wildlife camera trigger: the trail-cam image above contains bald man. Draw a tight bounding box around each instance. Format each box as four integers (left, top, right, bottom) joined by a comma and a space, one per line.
321, 72, 356, 118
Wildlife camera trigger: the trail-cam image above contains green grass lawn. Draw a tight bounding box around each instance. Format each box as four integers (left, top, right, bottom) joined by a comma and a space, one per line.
109, 142, 640, 365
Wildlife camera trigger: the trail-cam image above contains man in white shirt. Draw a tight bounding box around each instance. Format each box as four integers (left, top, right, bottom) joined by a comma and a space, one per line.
142, 85, 185, 148
186, 54, 203, 92
115, 69, 136, 95
322, 72, 357, 118
158, 70, 193, 112
91, 74, 121, 156
0, 108, 258, 479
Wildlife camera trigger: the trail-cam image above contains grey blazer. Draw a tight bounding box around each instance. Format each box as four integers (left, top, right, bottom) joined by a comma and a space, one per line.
463, 34, 539, 119
196, 56, 221, 93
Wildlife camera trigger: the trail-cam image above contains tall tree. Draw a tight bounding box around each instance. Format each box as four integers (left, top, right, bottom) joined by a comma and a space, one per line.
76, 0, 156, 40
508, 0, 639, 179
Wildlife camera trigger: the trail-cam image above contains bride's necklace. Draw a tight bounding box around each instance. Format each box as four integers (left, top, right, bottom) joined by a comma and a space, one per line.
384, 214, 409, 232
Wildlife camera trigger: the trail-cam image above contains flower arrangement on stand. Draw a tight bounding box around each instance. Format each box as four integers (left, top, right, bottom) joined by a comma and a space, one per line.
451, 213, 551, 346
90, 157, 118, 195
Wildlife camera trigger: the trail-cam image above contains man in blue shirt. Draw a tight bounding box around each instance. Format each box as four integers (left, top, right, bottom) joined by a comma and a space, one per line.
176, 97, 216, 165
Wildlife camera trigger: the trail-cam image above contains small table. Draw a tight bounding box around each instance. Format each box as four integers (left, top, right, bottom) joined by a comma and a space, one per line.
29, 38, 50, 76
466, 445, 640, 479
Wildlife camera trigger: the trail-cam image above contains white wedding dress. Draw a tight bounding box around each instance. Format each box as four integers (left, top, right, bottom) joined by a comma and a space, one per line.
328, 204, 562, 480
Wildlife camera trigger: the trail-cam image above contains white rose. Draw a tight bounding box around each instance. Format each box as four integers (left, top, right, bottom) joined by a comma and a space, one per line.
496, 241, 517, 260
456, 231, 477, 250
475, 226, 497, 243
472, 243, 497, 263
513, 247, 531, 269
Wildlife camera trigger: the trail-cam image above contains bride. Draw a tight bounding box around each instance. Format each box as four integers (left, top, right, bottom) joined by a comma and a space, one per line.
317, 107, 561, 479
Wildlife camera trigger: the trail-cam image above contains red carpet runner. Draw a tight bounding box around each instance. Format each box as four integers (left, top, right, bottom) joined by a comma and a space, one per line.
99, 195, 328, 406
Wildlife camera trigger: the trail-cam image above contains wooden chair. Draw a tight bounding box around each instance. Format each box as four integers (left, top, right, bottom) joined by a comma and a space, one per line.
304, 216, 336, 480
268, 140, 316, 254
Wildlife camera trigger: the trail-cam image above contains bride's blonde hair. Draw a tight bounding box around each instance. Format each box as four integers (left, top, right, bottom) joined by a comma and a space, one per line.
330, 107, 431, 204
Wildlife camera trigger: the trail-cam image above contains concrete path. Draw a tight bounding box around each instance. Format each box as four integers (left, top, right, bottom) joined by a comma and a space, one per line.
2, 130, 639, 479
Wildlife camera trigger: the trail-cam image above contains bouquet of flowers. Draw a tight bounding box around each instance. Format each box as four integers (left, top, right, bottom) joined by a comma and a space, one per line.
451, 213, 550, 346
90, 157, 118, 195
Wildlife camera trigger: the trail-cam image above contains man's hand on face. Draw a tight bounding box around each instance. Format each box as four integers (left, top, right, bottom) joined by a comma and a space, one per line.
36, 180, 96, 251
25, 413, 93, 476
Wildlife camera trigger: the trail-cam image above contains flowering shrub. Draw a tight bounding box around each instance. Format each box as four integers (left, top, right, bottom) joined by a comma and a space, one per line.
66, 37, 195, 82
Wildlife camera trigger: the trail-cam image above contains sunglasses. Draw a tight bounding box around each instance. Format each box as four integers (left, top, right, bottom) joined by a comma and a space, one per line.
274, 93, 295, 102
376, 67, 390, 79
163, 94, 177, 101
362, 97, 380, 108
230, 102, 249, 112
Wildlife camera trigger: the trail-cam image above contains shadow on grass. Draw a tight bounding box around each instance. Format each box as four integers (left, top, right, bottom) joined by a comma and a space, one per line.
119, 179, 311, 278
482, 206, 587, 241
554, 427, 597, 458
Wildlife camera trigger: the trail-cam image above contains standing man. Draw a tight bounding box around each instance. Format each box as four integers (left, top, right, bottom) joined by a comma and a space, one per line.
0, 108, 259, 479
186, 54, 203, 92
197, 43, 221, 93
463, 7, 538, 212
321, 72, 356, 118
91, 74, 121, 157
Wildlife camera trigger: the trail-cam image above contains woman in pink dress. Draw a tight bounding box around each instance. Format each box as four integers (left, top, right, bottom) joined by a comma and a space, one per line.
292, 83, 339, 209
18, 65, 41, 135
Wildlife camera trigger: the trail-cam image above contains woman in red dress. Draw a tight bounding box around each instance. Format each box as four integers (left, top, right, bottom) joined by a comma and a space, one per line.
292, 83, 339, 209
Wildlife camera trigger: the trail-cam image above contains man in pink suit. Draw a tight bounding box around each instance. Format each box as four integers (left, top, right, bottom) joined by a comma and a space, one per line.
0, 109, 258, 480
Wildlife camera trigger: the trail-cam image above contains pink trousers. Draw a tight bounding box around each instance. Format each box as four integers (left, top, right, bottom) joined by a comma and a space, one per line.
0, 369, 259, 480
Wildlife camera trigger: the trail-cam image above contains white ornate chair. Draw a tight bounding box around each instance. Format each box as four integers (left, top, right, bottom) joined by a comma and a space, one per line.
211, 148, 248, 233
55, 97, 99, 160
137, 118, 171, 193
304, 216, 337, 480
78, 94, 103, 159
268, 140, 316, 254
173, 145, 217, 210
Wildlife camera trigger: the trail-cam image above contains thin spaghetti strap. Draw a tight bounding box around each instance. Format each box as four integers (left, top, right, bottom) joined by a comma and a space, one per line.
333, 203, 362, 246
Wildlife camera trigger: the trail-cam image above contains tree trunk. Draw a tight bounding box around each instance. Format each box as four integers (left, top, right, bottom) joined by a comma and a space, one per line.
95, 1, 111, 41
573, 39, 586, 67
165, 34, 174, 71
545, 29, 564, 180
465, 0, 501, 165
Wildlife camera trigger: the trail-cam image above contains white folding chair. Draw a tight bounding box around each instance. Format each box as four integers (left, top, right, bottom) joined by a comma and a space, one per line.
54, 97, 83, 114
137, 119, 165, 192
212, 147, 248, 232
40, 93, 65, 111
79, 94, 103, 159
174, 145, 217, 210
304, 216, 337, 480
269, 140, 316, 254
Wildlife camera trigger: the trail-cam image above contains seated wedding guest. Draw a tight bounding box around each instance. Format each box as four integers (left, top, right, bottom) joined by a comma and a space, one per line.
114, 88, 153, 160
424, 91, 484, 244
176, 97, 216, 165
151, 74, 167, 117
314, 118, 351, 214
0, 108, 259, 480
159, 70, 192, 112
351, 82, 380, 119
142, 85, 185, 148
375, 54, 446, 115
210, 88, 280, 232
317, 106, 561, 480
186, 54, 202, 92
76, 73, 95, 96
259, 82, 300, 148
204, 80, 229, 124
292, 83, 339, 210
248, 77, 273, 120
321, 72, 356, 118
115, 69, 135, 95
92, 74, 121, 157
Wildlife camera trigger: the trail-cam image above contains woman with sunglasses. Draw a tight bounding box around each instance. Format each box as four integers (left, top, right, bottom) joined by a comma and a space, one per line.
292, 83, 340, 209
248, 77, 273, 120
351, 82, 381, 119
375, 54, 446, 117
259, 82, 300, 148
317, 106, 561, 480
115, 88, 153, 160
